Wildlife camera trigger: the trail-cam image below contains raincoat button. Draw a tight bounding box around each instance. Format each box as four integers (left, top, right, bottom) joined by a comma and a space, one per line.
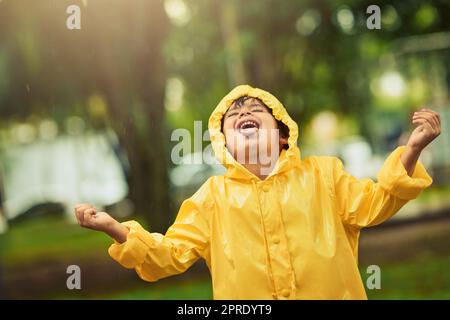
281, 289, 290, 298
262, 185, 270, 192
273, 236, 280, 244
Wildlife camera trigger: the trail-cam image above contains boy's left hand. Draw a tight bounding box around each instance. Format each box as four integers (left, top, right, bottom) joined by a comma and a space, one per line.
408, 108, 441, 151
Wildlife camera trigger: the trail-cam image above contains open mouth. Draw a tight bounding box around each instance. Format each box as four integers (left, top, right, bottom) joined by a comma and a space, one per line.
236, 119, 260, 136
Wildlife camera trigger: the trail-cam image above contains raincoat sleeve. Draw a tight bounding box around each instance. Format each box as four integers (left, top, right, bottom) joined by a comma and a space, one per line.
107, 181, 212, 282
331, 146, 432, 228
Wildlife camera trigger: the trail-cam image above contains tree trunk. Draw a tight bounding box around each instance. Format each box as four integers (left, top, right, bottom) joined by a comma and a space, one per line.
89, 0, 171, 232
215, 0, 247, 86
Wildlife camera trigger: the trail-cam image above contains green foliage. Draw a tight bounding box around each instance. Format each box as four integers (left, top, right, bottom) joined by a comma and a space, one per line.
163, 0, 450, 146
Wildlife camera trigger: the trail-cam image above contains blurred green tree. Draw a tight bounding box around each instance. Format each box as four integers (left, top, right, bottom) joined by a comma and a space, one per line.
165, 0, 449, 146
0, 0, 172, 231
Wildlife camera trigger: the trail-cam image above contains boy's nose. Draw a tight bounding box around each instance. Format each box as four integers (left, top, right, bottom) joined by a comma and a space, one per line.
238, 109, 252, 117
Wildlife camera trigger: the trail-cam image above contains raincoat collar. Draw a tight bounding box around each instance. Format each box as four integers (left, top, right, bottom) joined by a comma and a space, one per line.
208, 85, 301, 181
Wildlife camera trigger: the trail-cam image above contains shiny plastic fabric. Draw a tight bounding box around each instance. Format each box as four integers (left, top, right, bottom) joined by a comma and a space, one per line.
108, 85, 433, 299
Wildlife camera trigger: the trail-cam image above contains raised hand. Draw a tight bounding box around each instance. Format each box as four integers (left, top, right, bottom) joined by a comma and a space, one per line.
408, 108, 441, 151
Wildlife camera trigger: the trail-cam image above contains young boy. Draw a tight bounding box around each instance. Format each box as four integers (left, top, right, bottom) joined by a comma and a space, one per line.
75, 85, 440, 299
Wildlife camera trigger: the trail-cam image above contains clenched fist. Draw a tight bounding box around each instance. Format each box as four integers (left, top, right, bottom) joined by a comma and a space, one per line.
74, 204, 129, 243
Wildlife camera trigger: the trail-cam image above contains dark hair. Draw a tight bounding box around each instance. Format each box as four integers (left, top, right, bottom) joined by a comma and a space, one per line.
221, 96, 289, 150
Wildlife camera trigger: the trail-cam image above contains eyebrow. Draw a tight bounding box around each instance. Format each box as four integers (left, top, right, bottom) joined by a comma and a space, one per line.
227, 103, 265, 113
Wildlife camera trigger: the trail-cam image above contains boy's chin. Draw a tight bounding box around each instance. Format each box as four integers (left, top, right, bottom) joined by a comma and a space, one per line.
230, 143, 278, 158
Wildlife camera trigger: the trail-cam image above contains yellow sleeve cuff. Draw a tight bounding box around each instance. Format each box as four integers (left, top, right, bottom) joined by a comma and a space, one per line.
377, 146, 433, 200
107, 220, 152, 269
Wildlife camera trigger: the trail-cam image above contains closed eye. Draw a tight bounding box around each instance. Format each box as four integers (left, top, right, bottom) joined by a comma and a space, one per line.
226, 112, 238, 117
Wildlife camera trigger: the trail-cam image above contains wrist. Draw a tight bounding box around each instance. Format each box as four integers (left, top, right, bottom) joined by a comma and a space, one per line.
405, 143, 423, 156
401, 144, 422, 177
106, 221, 129, 243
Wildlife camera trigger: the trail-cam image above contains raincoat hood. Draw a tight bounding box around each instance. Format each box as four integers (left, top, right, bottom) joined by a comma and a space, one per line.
208, 85, 301, 180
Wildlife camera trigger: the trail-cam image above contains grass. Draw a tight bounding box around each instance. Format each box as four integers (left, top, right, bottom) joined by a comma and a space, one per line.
95, 254, 450, 300
100, 279, 213, 300
0, 215, 113, 267
2, 210, 450, 299
362, 254, 450, 299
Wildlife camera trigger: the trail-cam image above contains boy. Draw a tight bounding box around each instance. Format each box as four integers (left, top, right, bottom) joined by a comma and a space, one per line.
75, 85, 440, 299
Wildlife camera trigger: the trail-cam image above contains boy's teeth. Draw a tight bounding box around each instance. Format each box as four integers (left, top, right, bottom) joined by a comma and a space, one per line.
238, 120, 259, 137
240, 120, 258, 129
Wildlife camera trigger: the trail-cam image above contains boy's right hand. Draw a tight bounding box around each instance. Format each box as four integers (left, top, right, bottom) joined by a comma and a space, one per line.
74, 204, 129, 243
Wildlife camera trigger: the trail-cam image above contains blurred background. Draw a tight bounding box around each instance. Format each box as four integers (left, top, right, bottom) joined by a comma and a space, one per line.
0, 0, 449, 299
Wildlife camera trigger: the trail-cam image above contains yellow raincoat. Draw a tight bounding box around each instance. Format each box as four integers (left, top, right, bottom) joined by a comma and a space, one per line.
108, 85, 433, 299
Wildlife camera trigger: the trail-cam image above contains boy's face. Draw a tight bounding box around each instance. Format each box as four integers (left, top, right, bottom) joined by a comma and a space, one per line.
222, 97, 288, 165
